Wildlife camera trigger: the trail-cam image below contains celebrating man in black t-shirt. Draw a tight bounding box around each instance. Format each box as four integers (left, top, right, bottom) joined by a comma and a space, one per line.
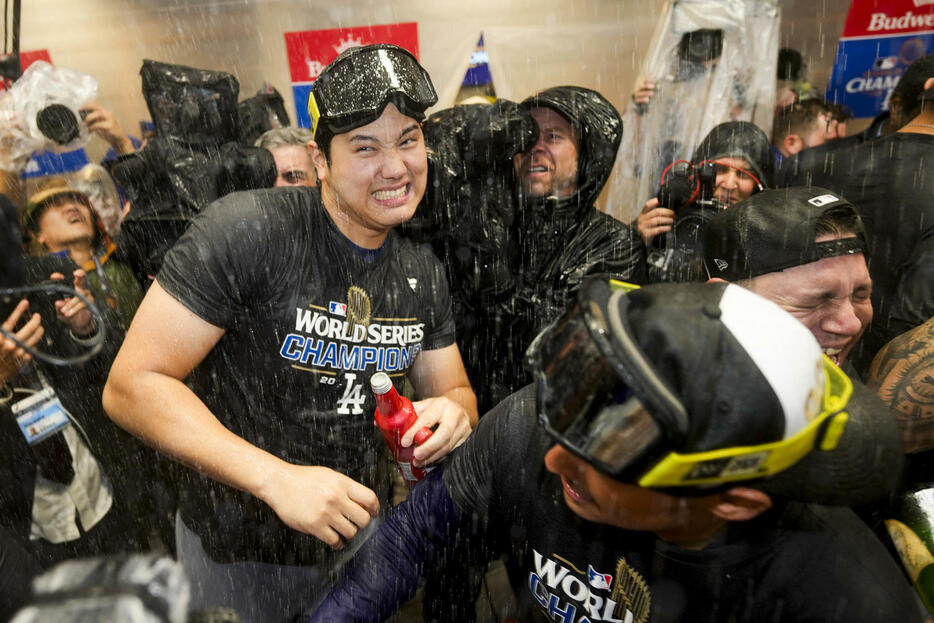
103, 45, 477, 621
309, 280, 921, 622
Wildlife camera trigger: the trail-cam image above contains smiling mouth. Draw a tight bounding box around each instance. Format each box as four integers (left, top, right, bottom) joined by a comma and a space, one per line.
527, 165, 549, 174
561, 476, 593, 506
822, 347, 843, 365
372, 185, 409, 201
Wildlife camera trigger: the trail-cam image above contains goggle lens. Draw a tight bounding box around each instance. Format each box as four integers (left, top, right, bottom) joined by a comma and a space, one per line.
313, 46, 437, 132
528, 303, 661, 477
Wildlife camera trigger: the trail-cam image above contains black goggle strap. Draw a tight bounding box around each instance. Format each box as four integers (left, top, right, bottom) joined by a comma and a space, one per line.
530, 303, 661, 477
531, 279, 682, 478
637, 356, 852, 488
606, 288, 689, 435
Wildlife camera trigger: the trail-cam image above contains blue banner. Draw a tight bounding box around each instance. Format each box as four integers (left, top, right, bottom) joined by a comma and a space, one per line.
21, 148, 90, 179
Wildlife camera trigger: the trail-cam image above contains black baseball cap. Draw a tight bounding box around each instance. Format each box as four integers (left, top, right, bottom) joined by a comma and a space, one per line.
703, 187, 868, 282
527, 279, 902, 505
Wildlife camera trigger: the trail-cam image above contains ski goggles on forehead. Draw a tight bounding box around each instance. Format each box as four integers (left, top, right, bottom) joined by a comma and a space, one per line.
526, 280, 674, 480
308, 44, 438, 140
526, 278, 853, 489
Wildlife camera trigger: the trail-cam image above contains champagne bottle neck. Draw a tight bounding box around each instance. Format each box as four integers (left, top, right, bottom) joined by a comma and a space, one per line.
374, 387, 403, 417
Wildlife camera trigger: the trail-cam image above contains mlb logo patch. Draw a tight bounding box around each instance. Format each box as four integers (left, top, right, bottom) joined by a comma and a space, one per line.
588, 565, 612, 590
873, 56, 896, 70
807, 194, 839, 207
329, 301, 347, 316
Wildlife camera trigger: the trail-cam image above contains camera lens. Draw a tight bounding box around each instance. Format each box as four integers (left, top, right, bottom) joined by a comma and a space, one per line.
36, 104, 81, 145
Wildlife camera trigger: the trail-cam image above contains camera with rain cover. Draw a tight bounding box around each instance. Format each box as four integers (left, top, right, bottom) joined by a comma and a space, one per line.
647, 160, 726, 283
110, 60, 278, 282
0, 61, 99, 171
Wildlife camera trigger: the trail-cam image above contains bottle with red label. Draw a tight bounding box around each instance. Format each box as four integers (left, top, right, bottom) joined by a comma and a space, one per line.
370, 372, 434, 489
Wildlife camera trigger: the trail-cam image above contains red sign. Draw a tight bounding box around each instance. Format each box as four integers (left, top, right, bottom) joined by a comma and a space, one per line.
0, 49, 52, 91
284, 22, 420, 83
841, 0, 934, 38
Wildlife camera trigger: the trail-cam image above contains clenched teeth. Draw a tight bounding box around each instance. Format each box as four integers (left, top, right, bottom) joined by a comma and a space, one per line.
822, 347, 841, 365
372, 186, 407, 200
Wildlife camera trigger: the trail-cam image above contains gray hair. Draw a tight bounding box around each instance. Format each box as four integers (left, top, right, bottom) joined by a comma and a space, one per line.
254, 127, 314, 149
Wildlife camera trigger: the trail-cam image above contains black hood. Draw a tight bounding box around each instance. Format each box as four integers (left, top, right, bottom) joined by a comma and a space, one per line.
520, 86, 623, 210
692, 121, 773, 189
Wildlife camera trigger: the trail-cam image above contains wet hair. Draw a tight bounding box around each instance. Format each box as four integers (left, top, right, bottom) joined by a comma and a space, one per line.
772, 99, 828, 145
892, 53, 934, 120
824, 101, 853, 124
254, 126, 314, 150
25, 192, 92, 233
814, 203, 865, 242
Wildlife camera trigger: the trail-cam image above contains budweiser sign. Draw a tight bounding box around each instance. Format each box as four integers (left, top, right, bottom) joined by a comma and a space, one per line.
867, 11, 934, 32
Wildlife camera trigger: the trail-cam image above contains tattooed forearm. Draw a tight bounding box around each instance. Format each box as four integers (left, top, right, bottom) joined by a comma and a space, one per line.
867, 317, 934, 453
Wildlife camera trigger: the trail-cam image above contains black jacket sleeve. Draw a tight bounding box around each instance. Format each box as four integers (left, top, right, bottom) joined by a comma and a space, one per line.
307, 467, 473, 622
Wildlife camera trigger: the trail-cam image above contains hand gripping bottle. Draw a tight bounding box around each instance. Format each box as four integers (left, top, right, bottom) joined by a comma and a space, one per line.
370, 372, 434, 489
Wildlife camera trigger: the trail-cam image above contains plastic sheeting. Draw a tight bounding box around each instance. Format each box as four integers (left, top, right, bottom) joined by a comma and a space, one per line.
0, 61, 98, 170
605, 0, 779, 224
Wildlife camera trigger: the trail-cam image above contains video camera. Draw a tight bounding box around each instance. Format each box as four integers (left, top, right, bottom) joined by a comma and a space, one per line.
647, 160, 728, 283
111, 60, 278, 281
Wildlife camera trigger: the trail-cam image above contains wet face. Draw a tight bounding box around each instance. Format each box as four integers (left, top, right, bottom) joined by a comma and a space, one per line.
313, 103, 427, 248
712, 157, 758, 206
543, 444, 692, 532
35, 197, 96, 252
745, 235, 872, 366
270, 144, 316, 187
514, 107, 580, 199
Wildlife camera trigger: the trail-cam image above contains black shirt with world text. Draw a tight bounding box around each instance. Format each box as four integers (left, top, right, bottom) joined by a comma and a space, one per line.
158, 186, 455, 564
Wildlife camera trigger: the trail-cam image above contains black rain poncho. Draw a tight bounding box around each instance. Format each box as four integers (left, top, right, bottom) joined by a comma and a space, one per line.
405, 87, 646, 412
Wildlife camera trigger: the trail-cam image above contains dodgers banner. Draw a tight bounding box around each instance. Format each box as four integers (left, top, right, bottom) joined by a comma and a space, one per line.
826, 0, 934, 118
283, 22, 420, 128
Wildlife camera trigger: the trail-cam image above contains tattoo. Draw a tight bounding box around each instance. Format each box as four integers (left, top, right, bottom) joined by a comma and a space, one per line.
867, 317, 934, 453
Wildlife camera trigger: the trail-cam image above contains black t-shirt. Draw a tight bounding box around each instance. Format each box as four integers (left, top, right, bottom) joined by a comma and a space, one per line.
442, 386, 924, 623
158, 186, 455, 564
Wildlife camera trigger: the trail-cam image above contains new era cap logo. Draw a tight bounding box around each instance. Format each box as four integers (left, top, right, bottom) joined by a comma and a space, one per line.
808, 194, 839, 207
714, 259, 729, 271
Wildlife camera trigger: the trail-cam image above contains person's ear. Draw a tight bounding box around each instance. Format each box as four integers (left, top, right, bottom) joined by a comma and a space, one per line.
782, 133, 803, 156
924, 77, 934, 93
308, 141, 329, 183
707, 487, 773, 522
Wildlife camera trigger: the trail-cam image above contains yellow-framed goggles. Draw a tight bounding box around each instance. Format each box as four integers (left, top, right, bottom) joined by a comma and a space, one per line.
527, 277, 852, 489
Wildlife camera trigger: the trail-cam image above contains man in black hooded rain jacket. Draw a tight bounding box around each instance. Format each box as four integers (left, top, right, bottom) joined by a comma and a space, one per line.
635, 121, 773, 284
407, 87, 646, 415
